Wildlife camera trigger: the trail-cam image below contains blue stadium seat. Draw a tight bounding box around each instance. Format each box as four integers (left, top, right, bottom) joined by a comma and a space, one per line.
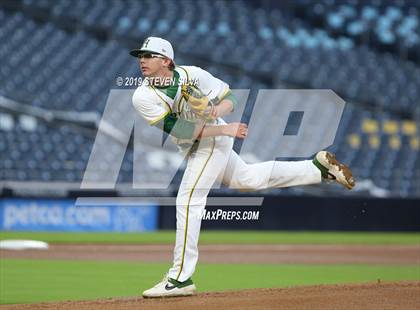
0, 1, 419, 195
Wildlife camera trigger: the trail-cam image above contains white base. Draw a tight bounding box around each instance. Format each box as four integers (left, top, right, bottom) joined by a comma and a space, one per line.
0, 239, 49, 250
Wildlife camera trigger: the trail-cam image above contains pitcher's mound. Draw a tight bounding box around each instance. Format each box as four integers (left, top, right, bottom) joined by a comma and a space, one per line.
2, 281, 419, 310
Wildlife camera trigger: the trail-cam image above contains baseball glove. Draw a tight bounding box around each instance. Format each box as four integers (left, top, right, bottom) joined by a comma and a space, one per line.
181, 84, 214, 120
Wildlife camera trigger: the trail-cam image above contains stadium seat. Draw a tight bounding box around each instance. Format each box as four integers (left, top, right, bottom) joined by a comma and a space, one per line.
0, 1, 419, 196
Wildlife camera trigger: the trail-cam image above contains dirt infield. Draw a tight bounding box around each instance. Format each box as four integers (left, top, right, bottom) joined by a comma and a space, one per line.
1, 244, 419, 264
1, 282, 419, 310
2, 244, 418, 308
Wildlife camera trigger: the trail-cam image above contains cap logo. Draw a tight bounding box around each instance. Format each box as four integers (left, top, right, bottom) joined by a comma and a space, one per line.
162, 49, 166, 52
142, 38, 150, 48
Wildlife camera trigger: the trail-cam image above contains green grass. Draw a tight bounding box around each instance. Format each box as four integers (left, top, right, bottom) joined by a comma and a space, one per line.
0, 259, 418, 304
1, 231, 419, 245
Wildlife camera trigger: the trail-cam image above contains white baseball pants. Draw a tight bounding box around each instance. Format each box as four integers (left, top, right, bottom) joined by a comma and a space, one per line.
167, 134, 321, 282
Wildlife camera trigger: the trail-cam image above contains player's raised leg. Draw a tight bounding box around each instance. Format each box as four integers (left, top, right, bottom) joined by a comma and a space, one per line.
221, 150, 355, 190
221, 151, 321, 190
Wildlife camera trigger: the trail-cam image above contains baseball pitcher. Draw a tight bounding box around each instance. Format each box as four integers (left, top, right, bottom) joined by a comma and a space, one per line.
130, 37, 355, 298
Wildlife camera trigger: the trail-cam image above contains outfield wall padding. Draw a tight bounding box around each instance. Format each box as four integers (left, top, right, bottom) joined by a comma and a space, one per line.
158, 196, 420, 231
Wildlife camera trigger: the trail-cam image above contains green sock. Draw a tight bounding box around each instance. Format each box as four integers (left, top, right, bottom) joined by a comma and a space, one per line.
168, 277, 194, 287
312, 158, 329, 178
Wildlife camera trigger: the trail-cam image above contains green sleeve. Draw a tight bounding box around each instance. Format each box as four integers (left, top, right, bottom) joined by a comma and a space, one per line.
154, 113, 196, 139
220, 90, 238, 111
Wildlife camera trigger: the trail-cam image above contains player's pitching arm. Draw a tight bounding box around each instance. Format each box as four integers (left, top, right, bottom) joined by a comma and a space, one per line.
153, 113, 247, 140
197, 122, 248, 139
209, 91, 236, 120
202, 90, 245, 137
133, 88, 245, 140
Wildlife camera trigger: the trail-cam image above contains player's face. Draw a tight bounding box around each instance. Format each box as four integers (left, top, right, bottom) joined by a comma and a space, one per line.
139, 53, 167, 77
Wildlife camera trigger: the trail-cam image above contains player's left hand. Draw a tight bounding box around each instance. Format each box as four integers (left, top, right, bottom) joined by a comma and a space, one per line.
181, 84, 214, 120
